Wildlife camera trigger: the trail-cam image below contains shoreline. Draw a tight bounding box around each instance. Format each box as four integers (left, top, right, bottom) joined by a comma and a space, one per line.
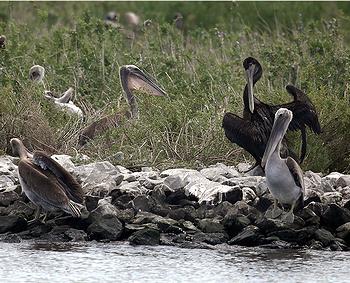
1, 154, 350, 252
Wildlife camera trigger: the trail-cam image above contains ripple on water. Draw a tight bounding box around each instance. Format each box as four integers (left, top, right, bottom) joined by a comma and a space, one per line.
0, 242, 349, 283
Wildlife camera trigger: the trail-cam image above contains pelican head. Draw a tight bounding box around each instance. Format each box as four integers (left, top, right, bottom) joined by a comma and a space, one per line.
29, 65, 45, 83
105, 11, 118, 22
243, 57, 262, 113
124, 12, 140, 27
0, 35, 6, 48
261, 108, 293, 168
10, 138, 31, 159
143, 19, 152, 27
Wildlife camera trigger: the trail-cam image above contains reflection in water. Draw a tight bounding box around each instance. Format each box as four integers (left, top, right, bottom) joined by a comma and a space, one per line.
0, 242, 349, 283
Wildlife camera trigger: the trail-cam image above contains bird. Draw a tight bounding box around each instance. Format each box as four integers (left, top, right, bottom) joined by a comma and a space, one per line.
173, 13, 184, 30
10, 138, 84, 223
0, 35, 6, 48
222, 57, 322, 172
44, 87, 83, 118
261, 108, 304, 223
78, 64, 167, 146
29, 65, 83, 118
124, 12, 140, 29
104, 11, 120, 28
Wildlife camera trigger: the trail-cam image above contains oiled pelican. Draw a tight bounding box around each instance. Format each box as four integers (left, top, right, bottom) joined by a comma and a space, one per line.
10, 138, 84, 222
44, 87, 83, 118
222, 57, 322, 171
78, 65, 167, 146
262, 108, 304, 223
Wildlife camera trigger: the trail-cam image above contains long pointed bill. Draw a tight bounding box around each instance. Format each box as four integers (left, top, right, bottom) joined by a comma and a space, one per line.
245, 64, 255, 113
261, 111, 291, 168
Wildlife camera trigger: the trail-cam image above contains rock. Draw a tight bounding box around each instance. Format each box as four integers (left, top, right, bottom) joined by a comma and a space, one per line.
304, 171, 322, 188
152, 216, 183, 234
51, 154, 75, 172
198, 218, 225, 233
74, 161, 122, 196
192, 232, 229, 245
160, 168, 197, 178
167, 207, 196, 222
320, 192, 342, 204
336, 222, 350, 242
117, 181, 148, 197
65, 228, 87, 241
0, 233, 22, 243
254, 196, 274, 212
139, 177, 163, 190
223, 214, 250, 237
200, 163, 240, 181
213, 201, 234, 217
0, 175, 17, 191
320, 179, 334, 193
166, 188, 197, 205
0, 191, 20, 207
335, 175, 350, 188
242, 187, 257, 204
218, 187, 242, 204
267, 227, 315, 245
19, 223, 52, 238
298, 207, 320, 226
180, 220, 200, 232
228, 225, 262, 246
321, 204, 350, 230
314, 228, 335, 246
323, 172, 345, 187
305, 202, 327, 217
338, 186, 350, 200
0, 215, 27, 233
128, 228, 160, 245
132, 195, 156, 212
87, 215, 123, 241
85, 195, 100, 212
237, 163, 251, 173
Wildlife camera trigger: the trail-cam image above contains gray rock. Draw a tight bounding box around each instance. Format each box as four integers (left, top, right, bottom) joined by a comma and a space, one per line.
139, 177, 163, 190
51, 154, 75, 172
117, 181, 148, 196
321, 192, 342, 205
87, 215, 123, 241
192, 232, 229, 245
198, 218, 225, 233
64, 228, 87, 241
160, 168, 197, 178
242, 187, 257, 204
323, 172, 344, 187
0, 233, 22, 243
321, 204, 350, 230
315, 228, 335, 246
320, 179, 335, 193
228, 225, 261, 246
223, 214, 251, 237
0, 191, 20, 207
336, 222, 350, 241
0, 215, 27, 233
128, 228, 160, 245
200, 163, 240, 181
180, 220, 200, 232
335, 176, 350, 188
74, 161, 122, 196
3, 201, 35, 219
132, 195, 156, 212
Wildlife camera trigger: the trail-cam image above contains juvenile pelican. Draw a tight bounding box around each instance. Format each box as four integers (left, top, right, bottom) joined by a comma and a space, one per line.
78, 65, 167, 146
44, 87, 83, 118
261, 108, 304, 223
10, 138, 84, 222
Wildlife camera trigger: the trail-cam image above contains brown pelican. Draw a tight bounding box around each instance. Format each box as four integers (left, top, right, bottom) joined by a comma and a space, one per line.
104, 11, 120, 28
44, 87, 83, 118
262, 108, 304, 223
29, 65, 45, 84
173, 13, 184, 30
10, 138, 84, 222
0, 35, 6, 48
78, 65, 167, 146
222, 57, 322, 171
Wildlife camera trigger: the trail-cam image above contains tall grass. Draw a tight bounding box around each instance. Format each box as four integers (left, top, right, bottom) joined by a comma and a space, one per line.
1, 2, 350, 173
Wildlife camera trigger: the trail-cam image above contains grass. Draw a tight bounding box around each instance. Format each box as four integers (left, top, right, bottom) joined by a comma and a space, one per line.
1, 2, 350, 173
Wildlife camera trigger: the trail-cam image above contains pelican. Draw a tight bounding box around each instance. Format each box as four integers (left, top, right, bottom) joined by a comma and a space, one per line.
262, 108, 304, 223
78, 65, 167, 146
44, 87, 83, 118
173, 13, 184, 30
124, 12, 140, 29
222, 57, 322, 171
104, 11, 121, 29
29, 65, 45, 84
0, 35, 6, 48
10, 138, 84, 222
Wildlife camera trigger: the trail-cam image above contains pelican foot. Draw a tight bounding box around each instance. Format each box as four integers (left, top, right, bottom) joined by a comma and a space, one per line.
265, 207, 283, 219
281, 211, 295, 224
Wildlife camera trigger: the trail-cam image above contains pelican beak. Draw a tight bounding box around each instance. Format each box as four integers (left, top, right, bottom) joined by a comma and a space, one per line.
261, 110, 291, 168
245, 64, 255, 113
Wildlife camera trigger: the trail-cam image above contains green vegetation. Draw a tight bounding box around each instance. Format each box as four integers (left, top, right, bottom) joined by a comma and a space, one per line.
1, 2, 350, 173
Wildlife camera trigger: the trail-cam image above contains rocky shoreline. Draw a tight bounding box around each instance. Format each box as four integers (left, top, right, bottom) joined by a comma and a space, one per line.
1, 154, 350, 251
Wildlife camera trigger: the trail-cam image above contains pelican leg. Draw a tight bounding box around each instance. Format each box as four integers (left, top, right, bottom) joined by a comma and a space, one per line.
265, 199, 283, 219
281, 202, 295, 224
28, 206, 42, 224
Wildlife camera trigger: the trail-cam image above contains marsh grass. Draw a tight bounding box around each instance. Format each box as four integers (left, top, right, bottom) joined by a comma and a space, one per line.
1, 2, 350, 172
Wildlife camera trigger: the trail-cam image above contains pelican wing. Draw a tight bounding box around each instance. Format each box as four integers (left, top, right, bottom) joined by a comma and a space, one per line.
128, 72, 166, 97
222, 112, 267, 163
18, 160, 70, 209
286, 156, 305, 208
57, 87, 74, 103
33, 151, 84, 204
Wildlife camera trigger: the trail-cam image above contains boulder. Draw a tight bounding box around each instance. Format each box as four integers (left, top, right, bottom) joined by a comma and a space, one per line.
87, 215, 123, 241
0, 215, 27, 233
50, 154, 75, 172
192, 232, 229, 245
223, 214, 250, 237
336, 222, 350, 242
64, 228, 87, 241
132, 195, 156, 212
200, 163, 240, 181
198, 218, 225, 233
335, 175, 350, 188
0, 191, 20, 207
314, 228, 335, 246
228, 225, 262, 246
321, 204, 350, 230
128, 228, 160, 245
320, 192, 342, 205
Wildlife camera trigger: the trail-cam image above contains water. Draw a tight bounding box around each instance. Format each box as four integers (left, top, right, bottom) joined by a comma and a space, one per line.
0, 241, 349, 283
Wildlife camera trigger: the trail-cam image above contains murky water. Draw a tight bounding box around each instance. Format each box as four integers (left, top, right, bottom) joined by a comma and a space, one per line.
0, 241, 349, 283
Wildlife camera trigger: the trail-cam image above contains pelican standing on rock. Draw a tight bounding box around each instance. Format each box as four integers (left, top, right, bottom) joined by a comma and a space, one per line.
222, 57, 322, 172
262, 108, 304, 223
78, 65, 167, 146
10, 138, 84, 222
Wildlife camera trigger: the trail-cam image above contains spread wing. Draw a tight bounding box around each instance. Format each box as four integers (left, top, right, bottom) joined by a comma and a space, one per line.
222, 112, 267, 163
18, 160, 70, 210
32, 151, 84, 204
